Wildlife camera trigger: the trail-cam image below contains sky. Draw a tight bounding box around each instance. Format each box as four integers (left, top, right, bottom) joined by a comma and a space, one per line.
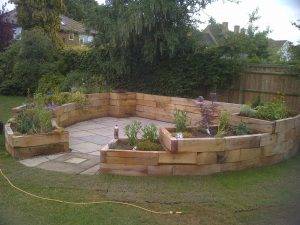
1, 0, 299, 43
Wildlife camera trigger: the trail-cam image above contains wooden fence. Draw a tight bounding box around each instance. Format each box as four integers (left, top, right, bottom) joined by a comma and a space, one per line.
218, 64, 300, 112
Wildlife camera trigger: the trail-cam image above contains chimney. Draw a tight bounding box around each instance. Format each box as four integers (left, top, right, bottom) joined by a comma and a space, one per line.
222, 22, 228, 34
234, 25, 240, 34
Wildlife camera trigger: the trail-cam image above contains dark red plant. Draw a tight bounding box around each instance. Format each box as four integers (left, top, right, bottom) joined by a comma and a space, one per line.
0, 4, 14, 51
195, 96, 219, 133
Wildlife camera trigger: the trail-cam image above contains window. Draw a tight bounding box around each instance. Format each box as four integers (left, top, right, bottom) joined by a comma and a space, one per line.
69, 33, 74, 41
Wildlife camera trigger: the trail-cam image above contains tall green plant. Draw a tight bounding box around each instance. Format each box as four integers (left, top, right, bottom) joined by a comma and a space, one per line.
125, 121, 142, 146
173, 109, 189, 132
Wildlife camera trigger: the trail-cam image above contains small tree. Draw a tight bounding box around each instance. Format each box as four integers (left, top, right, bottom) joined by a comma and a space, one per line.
0, 3, 13, 51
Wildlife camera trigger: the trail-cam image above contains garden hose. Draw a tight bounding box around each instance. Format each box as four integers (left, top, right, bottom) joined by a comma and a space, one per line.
0, 168, 182, 215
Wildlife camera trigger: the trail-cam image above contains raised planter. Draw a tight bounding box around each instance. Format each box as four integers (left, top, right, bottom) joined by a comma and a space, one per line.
4, 120, 69, 160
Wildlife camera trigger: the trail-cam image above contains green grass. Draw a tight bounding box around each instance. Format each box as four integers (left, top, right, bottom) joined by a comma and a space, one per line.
0, 95, 300, 225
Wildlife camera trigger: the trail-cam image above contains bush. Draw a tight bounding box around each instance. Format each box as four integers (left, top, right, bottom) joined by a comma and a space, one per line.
15, 107, 53, 134
137, 140, 161, 151
234, 122, 251, 135
216, 111, 230, 137
37, 74, 66, 94
33, 91, 87, 106
62, 70, 108, 93
141, 124, 158, 143
125, 121, 142, 146
256, 98, 288, 121
240, 105, 257, 118
251, 96, 264, 109
173, 109, 189, 132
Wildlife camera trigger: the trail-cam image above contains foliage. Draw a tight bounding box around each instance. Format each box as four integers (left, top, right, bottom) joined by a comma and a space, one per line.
34, 91, 87, 106
0, 28, 60, 95
37, 74, 66, 95
125, 120, 142, 146
256, 97, 288, 121
251, 96, 264, 109
0, 42, 21, 95
64, 0, 99, 22
240, 105, 257, 117
13, 0, 64, 44
15, 107, 52, 134
216, 111, 230, 137
211, 8, 270, 63
195, 98, 218, 130
137, 140, 161, 151
0, 3, 13, 51
62, 70, 108, 94
234, 122, 251, 136
89, 0, 218, 76
141, 124, 158, 143
182, 131, 193, 138
173, 109, 189, 132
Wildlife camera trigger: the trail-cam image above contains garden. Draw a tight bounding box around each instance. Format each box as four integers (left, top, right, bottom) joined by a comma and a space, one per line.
0, 0, 300, 224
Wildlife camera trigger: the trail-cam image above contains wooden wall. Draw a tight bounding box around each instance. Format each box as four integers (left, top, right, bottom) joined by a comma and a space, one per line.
218, 65, 300, 112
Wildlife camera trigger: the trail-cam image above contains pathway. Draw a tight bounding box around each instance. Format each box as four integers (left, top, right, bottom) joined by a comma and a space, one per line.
19, 117, 173, 175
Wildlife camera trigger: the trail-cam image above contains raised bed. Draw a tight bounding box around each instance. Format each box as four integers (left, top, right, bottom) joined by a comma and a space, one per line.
4, 120, 69, 160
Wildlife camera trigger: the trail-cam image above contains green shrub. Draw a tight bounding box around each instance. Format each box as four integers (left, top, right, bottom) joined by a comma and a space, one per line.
141, 124, 158, 143
234, 122, 251, 135
174, 109, 189, 132
240, 105, 257, 118
62, 70, 108, 93
216, 111, 230, 137
256, 98, 288, 121
11, 28, 61, 95
137, 140, 161, 151
251, 96, 264, 109
37, 74, 66, 94
33, 91, 87, 106
15, 107, 52, 134
125, 121, 142, 146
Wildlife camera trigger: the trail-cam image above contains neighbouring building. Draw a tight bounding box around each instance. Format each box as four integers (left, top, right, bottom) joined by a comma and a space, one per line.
2, 9, 95, 46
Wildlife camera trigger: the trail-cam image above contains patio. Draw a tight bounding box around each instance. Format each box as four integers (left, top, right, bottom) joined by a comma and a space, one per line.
19, 117, 173, 175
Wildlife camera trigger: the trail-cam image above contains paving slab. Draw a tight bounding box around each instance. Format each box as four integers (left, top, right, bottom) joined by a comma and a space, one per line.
20, 156, 50, 167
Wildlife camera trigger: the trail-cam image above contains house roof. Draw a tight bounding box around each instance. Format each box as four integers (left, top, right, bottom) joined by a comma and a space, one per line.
3, 10, 90, 34
268, 39, 288, 50
60, 15, 86, 34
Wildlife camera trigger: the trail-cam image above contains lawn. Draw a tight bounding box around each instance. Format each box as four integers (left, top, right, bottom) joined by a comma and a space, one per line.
0, 95, 299, 225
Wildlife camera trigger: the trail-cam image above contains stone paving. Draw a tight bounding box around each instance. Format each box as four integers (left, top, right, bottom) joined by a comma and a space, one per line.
19, 117, 173, 175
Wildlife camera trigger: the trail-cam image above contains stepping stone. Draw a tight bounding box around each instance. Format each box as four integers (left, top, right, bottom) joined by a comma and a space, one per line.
19, 156, 49, 167
64, 157, 87, 164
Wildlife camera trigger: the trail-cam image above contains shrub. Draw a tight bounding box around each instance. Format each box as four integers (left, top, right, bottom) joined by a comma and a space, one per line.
256, 98, 288, 120
216, 111, 230, 137
33, 91, 87, 106
137, 140, 161, 151
11, 28, 61, 95
37, 74, 66, 94
15, 107, 52, 134
141, 124, 158, 143
62, 70, 108, 93
251, 96, 264, 109
234, 122, 251, 135
240, 105, 257, 118
125, 121, 142, 146
173, 109, 189, 132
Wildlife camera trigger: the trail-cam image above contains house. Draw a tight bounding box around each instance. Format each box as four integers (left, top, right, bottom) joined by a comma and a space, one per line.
2, 9, 95, 46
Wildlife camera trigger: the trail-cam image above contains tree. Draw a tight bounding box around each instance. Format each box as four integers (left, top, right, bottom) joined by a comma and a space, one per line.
64, 0, 99, 22
11, 0, 64, 44
0, 3, 13, 51
89, 0, 218, 76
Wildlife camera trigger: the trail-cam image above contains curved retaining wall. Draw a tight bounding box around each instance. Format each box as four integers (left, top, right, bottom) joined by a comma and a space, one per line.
7, 92, 300, 175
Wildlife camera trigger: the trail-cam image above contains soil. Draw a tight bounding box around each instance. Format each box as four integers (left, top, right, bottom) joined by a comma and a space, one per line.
172, 126, 256, 138
110, 139, 164, 151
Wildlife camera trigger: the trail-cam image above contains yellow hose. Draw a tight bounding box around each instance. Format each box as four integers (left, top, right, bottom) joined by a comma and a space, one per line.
0, 168, 182, 215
